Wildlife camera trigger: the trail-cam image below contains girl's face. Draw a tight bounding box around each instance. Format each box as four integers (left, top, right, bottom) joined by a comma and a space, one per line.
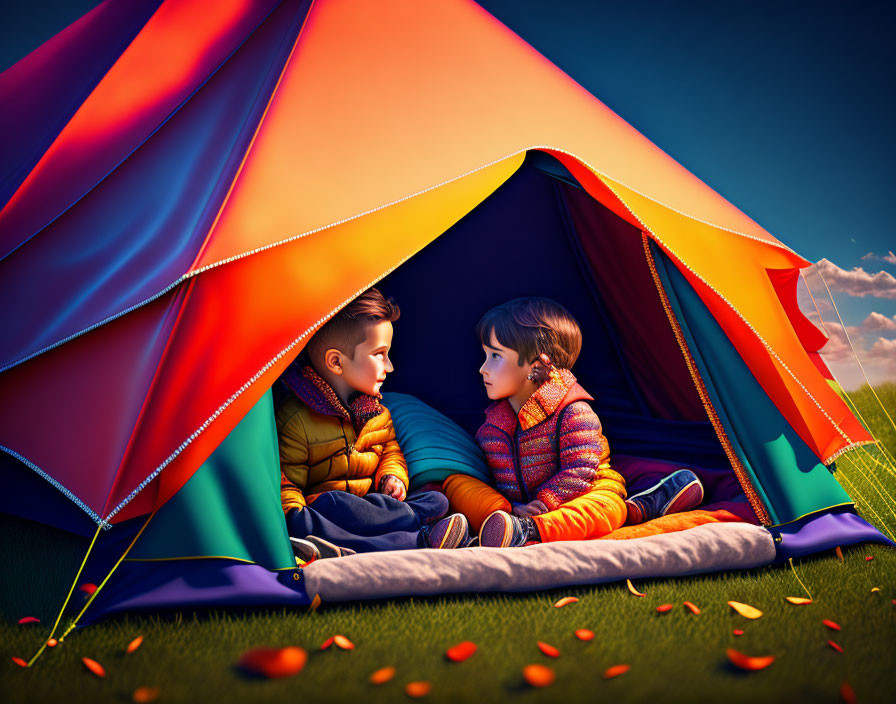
479, 331, 533, 403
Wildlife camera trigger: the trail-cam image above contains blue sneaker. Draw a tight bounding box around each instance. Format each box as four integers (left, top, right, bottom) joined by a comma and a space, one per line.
624, 469, 704, 525
426, 513, 470, 549
479, 510, 540, 548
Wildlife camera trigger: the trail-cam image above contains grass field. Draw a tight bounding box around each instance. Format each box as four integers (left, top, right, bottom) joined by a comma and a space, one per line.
2, 385, 895, 703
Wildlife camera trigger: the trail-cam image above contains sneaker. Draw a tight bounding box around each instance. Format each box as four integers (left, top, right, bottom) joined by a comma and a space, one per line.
426, 513, 470, 549
290, 536, 356, 562
624, 469, 704, 525
478, 510, 539, 548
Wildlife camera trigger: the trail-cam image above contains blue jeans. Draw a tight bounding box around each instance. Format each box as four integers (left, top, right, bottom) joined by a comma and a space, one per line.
286, 490, 449, 553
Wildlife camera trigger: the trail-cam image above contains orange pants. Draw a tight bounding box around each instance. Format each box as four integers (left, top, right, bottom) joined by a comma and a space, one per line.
442, 473, 627, 542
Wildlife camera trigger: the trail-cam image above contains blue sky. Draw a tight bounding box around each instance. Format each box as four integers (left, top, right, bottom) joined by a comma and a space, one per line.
3, 1, 894, 387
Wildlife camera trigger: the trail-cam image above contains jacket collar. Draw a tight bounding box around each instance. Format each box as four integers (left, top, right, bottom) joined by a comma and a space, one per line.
281, 364, 384, 432
484, 368, 593, 433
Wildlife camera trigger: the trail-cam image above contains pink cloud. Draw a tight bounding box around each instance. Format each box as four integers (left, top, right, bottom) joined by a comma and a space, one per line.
859, 312, 896, 333
860, 250, 896, 264
814, 259, 896, 299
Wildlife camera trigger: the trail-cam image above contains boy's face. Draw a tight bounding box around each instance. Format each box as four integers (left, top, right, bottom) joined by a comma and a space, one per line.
479, 331, 532, 402
339, 320, 394, 396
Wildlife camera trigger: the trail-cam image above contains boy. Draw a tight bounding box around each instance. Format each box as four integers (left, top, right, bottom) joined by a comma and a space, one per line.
277, 288, 469, 559
443, 297, 704, 547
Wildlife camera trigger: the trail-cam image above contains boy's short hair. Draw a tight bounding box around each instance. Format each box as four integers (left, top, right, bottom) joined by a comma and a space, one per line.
307, 288, 400, 363
476, 297, 582, 369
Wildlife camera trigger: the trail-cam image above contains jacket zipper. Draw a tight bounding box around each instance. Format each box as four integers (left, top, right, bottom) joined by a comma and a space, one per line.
641, 235, 771, 525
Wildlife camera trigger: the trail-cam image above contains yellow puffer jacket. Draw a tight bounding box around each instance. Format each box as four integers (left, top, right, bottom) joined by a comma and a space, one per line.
276, 367, 409, 513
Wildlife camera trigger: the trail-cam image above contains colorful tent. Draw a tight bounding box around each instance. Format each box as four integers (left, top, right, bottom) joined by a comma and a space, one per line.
0, 0, 888, 622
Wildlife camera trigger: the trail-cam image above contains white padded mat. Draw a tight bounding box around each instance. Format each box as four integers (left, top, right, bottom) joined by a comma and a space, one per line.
302, 521, 775, 602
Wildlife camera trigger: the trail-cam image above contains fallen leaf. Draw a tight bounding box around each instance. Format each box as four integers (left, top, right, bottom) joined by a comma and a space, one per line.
537, 641, 560, 658
79, 583, 97, 595
522, 664, 555, 687
823, 620, 841, 631
733, 630, 744, 637
834, 546, 843, 561
46, 639, 57, 648
865, 555, 874, 561
728, 601, 763, 619
308, 594, 321, 612
17, 617, 39, 625
445, 641, 477, 662
12, 657, 27, 667
133, 687, 160, 703
726, 649, 774, 671
575, 629, 595, 641
369, 667, 396, 684
785, 597, 812, 605
626, 579, 645, 597
237, 646, 307, 678
828, 641, 843, 653
334, 635, 355, 650
553, 597, 578, 608
656, 604, 673, 613
840, 681, 856, 704
603, 664, 630, 679
683, 601, 701, 615
126, 636, 144, 654
82, 657, 106, 678
871, 587, 880, 594
320, 636, 334, 650
405, 681, 431, 698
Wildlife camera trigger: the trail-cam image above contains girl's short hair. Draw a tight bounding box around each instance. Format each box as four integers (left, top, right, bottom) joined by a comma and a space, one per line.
476, 297, 582, 369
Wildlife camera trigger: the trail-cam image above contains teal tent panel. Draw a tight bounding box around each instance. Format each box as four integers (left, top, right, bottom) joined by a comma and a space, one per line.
128, 389, 295, 570
652, 245, 853, 526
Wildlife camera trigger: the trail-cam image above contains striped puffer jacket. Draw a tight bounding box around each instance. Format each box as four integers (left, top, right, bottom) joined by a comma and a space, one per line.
475, 368, 624, 511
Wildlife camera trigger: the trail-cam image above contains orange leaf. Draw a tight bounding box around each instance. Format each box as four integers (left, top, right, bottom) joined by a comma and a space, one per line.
683, 601, 700, 615
17, 616, 39, 625
537, 641, 560, 658
726, 649, 774, 671
133, 687, 160, 703
840, 681, 856, 704
575, 629, 595, 641
785, 597, 812, 605
445, 641, 477, 662
603, 664, 630, 679
656, 604, 673, 613
728, 601, 763, 619
126, 636, 144, 654
82, 657, 106, 678
320, 636, 334, 650
308, 594, 321, 611
522, 664, 555, 687
733, 629, 744, 636
12, 656, 27, 667
823, 619, 841, 631
834, 546, 843, 561
553, 597, 578, 608
79, 583, 97, 595
369, 666, 396, 684
333, 635, 355, 650
46, 639, 58, 648
828, 641, 843, 653
405, 681, 432, 698
237, 646, 307, 678
626, 579, 645, 597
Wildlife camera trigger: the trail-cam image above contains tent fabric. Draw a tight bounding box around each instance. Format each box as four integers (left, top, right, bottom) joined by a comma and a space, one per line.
0, 0, 874, 534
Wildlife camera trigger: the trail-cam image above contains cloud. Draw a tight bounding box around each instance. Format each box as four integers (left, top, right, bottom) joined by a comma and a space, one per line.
859, 250, 896, 265
859, 312, 896, 333
868, 336, 896, 359
818, 323, 896, 390
814, 259, 896, 299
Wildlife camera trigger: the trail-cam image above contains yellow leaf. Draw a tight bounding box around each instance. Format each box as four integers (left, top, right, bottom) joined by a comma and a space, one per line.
728, 601, 763, 619
785, 597, 812, 605
626, 579, 645, 597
